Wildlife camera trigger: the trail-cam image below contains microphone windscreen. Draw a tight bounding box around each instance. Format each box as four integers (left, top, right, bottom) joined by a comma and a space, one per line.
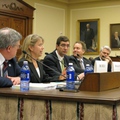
22, 50, 27, 54
77, 54, 80, 57
45, 52, 49, 55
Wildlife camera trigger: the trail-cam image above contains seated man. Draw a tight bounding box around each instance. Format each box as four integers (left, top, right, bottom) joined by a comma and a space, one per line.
91, 46, 112, 72
43, 36, 85, 81
0, 27, 22, 87
69, 41, 92, 80
43, 36, 70, 80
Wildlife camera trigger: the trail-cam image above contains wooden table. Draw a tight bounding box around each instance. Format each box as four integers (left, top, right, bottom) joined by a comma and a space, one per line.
0, 87, 120, 120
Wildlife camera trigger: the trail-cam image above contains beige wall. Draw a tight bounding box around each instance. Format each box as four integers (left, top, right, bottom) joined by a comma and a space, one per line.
24, 0, 69, 59
70, 4, 120, 58
24, 0, 120, 59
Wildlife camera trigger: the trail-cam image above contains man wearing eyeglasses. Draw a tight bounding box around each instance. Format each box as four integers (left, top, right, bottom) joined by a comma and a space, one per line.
43, 36, 70, 80
92, 46, 112, 72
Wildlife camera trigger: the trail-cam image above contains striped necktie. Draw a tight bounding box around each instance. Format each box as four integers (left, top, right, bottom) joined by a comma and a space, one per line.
80, 59, 85, 70
3, 61, 8, 77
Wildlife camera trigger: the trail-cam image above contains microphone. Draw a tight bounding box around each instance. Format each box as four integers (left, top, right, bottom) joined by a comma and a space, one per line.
45, 52, 67, 68
77, 54, 80, 57
22, 50, 66, 79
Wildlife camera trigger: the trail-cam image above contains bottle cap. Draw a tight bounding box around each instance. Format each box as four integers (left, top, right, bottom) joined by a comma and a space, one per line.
69, 63, 73, 65
23, 61, 28, 64
86, 64, 90, 66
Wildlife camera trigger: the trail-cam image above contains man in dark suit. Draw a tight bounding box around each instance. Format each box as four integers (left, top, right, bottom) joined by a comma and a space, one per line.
69, 41, 92, 80
43, 36, 70, 79
0, 27, 22, 87
44, 36, 86, 81
91, 46, 112, 72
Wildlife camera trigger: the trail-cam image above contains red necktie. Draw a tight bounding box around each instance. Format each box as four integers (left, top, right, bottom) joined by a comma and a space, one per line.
3, 61, 8, 77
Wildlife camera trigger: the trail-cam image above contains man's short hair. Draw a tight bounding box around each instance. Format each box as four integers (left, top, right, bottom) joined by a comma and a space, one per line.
56, 36, 69, 46
74, 41, 86, 51
100, 46, 111, 53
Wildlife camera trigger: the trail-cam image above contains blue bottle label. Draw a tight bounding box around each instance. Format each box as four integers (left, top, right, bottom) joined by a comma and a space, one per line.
20, 81, 29, 91
20, 70, 30, 92
66, 67, 75, 89
67, 71, 75, 81
21, 72, 30, 80
84, 65, 93, 75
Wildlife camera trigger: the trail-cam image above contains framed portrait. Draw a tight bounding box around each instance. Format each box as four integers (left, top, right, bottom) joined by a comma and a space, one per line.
77, 19, 100, 55
110, 24, 120, 49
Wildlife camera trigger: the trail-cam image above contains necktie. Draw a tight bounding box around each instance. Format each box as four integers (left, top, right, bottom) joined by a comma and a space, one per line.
61, 59, 64, 72
80, 59, 85, 70
3, 61, 8, 77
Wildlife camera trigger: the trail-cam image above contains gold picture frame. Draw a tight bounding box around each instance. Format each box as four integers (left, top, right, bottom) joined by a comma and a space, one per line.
110, 23, 120, 49
77, 19, 100, 55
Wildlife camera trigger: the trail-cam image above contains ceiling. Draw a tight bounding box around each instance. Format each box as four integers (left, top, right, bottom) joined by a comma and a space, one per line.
50, 0, 119, 4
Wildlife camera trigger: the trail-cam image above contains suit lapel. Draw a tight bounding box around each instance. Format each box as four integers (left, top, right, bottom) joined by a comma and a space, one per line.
29, 63, 41, 83
52, 52, 62, 72
73, 56, 81, 67
37, 62, 44, 82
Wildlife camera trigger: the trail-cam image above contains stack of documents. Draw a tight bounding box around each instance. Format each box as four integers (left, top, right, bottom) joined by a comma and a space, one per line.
12, 82, 66, 90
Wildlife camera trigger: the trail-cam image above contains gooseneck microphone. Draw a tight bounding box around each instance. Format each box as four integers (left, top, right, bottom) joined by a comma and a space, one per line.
45, 52, 67, 68
77, 54, 80, 57
22, 51, 66, 79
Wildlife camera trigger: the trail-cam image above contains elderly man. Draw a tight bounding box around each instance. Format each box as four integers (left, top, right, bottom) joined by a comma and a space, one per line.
92, 46, 112, 72
0, 27, 22, 87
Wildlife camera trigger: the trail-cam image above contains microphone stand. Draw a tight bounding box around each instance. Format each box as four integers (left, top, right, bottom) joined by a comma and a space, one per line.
22, 51, 66, 79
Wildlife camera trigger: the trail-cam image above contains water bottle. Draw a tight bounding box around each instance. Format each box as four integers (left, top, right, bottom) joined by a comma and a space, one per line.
84, 64, 93, 75
66, 63, 75, 89
20, 61, 30, 91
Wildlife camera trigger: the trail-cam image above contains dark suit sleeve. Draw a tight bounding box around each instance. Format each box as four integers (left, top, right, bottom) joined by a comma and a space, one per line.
43, 54, 61, 77
8, 58, 21, 77
0, 77, 13, 87
0, 58, 21, 88
43, 72, 62, 82
18, 60, 23, 67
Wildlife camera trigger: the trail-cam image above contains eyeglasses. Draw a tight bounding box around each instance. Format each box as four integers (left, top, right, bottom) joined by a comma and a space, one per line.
102, 51, 109, 55
60, 44, 70, 48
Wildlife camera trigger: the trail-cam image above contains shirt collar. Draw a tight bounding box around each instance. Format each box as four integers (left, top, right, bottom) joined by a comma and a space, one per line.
77, 57, 83, 62
0, 53, 5, 65
55, 50, 64, 61
99, 56, 103, 61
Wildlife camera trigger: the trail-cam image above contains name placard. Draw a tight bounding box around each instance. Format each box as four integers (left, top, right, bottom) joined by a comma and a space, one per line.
94, 61, 108, 73
111, 62, 120, 72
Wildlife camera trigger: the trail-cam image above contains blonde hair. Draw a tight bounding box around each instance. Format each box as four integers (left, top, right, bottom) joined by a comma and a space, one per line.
18, 34, 44, 62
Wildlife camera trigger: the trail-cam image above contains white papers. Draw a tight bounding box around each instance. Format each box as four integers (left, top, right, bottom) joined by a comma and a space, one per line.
94, 60, 108, 73
12, 82, 66, 90
111, 62, 120, 72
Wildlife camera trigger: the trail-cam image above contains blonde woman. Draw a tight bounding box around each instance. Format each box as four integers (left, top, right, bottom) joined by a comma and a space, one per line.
18, 34, 66, 83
